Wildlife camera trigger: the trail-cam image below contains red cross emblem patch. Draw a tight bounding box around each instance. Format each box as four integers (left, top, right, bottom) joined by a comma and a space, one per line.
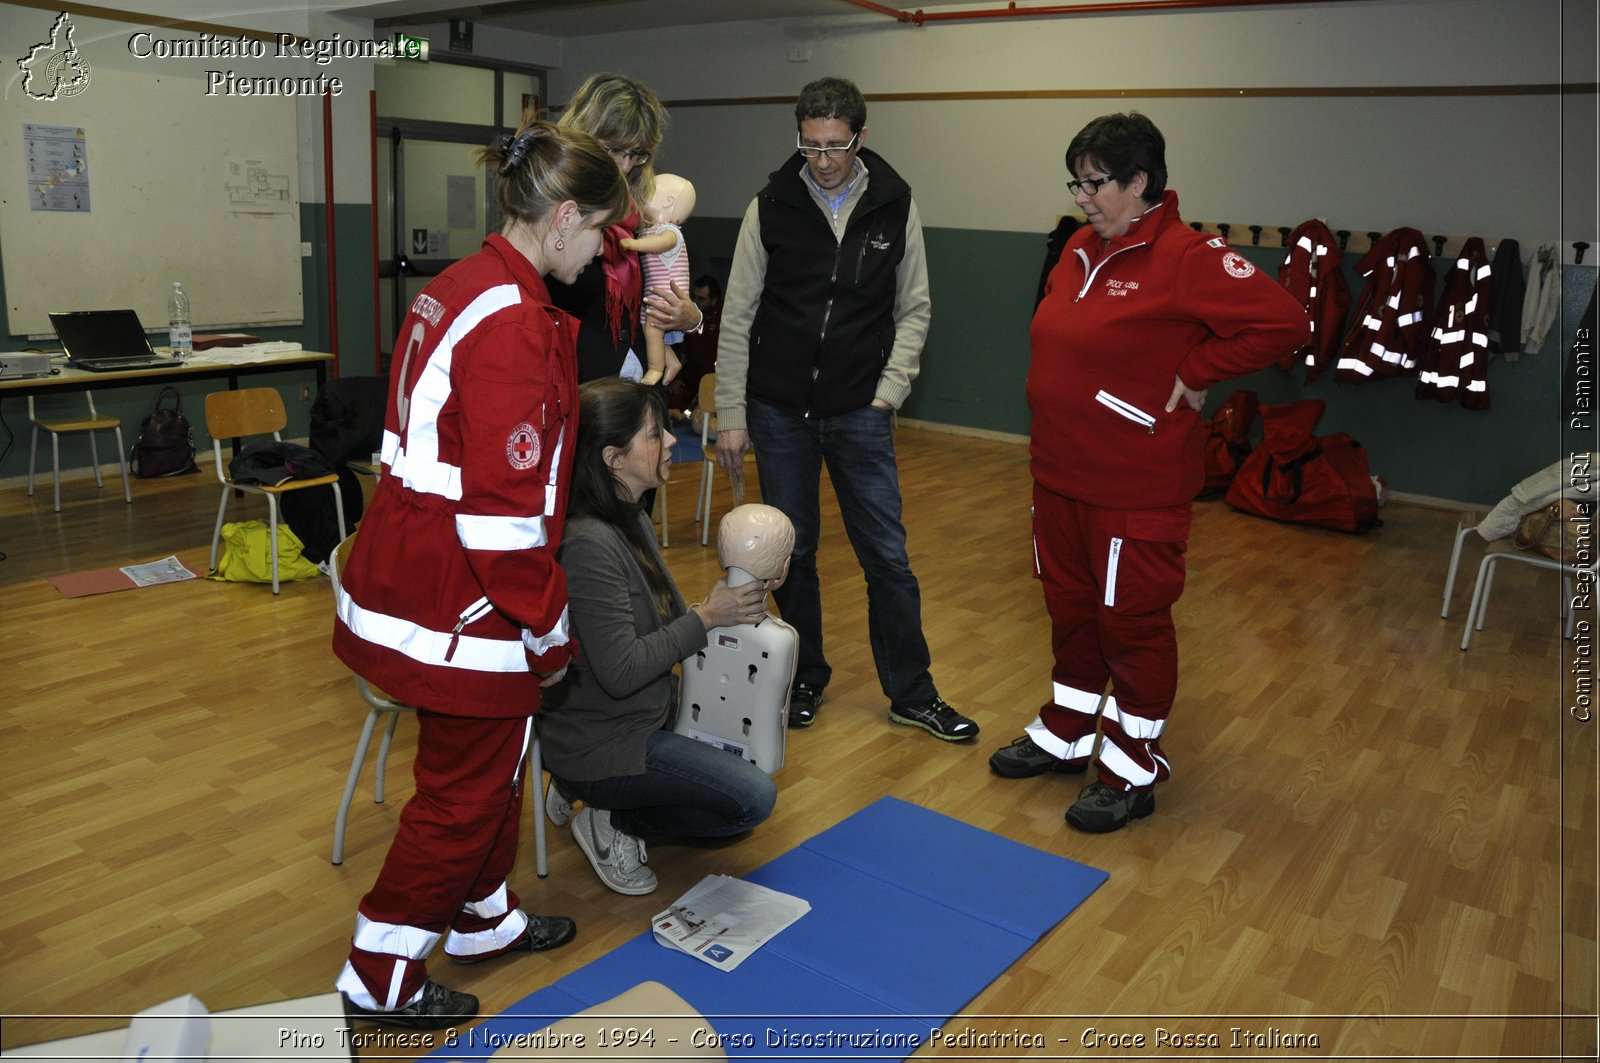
506, 423, 540, 470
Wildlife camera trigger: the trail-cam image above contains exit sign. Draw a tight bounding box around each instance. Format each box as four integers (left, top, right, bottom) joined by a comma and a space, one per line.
393, 33, 429, 61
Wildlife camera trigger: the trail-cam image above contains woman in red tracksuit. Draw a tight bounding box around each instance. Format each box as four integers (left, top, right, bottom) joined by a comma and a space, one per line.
989, 113, 1310, 834
331, 120, 630, 1029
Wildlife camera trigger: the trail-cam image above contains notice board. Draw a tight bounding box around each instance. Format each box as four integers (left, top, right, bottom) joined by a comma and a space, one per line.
0, 5, 303, 336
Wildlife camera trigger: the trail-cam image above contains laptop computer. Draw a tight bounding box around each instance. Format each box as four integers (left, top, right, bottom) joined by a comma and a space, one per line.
49, 309, 179, 371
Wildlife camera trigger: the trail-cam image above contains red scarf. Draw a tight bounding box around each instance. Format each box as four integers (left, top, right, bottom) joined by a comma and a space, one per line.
602, 209, 642, 345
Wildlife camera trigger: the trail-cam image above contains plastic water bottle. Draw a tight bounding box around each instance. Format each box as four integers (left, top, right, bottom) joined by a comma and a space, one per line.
167, 282, 192, 357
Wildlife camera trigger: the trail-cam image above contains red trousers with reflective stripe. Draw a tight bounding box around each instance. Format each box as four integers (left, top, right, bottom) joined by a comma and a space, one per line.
343, 710, 528, 1006
1032, 481, 1189, 790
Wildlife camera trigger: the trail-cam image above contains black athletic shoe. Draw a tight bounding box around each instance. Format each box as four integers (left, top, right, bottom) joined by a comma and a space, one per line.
788, 683, 824, 728
988, 734, 1090, 778
1066, 780, 1155, 834
448, 913, 576, 964
343, 980, 478, 1029
888, 696, 980, 741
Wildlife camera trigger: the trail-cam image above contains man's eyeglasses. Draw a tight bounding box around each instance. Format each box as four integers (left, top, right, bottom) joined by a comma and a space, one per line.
1067, 174, 1119, 196
603, 145, 651, 164
797, 132, 859, 159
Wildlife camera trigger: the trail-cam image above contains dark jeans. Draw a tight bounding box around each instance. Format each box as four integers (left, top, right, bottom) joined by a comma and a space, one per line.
559, 730, 776, 841
745, 397, 936, 708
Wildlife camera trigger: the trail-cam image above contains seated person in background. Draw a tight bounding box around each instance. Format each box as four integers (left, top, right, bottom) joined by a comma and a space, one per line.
540, 378, 777, 896
667, 274, 723, 414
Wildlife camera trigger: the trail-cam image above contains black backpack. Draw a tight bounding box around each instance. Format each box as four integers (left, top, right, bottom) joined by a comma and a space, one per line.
130, 385, 198, 477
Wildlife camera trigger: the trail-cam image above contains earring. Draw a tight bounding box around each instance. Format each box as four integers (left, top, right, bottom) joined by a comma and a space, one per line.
554, 237, 565, 251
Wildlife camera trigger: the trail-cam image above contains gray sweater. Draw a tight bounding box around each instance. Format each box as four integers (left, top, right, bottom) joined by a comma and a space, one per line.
539, 513, 708, 781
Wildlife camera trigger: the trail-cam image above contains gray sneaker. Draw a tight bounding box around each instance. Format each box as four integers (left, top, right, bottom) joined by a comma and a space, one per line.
545, 778, 575, 827
571, 807, 657, 895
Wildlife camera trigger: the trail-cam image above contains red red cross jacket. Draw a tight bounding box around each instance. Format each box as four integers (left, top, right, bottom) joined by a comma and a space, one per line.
1028, 191, 1310, 509
1277, 218, 1350, 381
333, 234, 578, 716
1415, 237, 1492, 410
1335, 227, 1434, 383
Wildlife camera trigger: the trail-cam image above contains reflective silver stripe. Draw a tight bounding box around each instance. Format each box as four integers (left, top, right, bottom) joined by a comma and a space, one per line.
542, 423, 566, 517
1094, 390, 1156, 429
1338, 358, 1375, 376
1051, 682, 1104, 714
1026, 717, 1097, 761
457, 512, 549, 550
338, 585, 530, 673
1467, 379, 1487, 392
460, 882, 510, 920
1397, 311, 1424, 328
1104, 694, 1165, 740
444, 908, 529, 958
391, 285, 522, 500
1104, 537, 1122, 607
1438, 328, 1467, 344
349, 913, 441, 961
1098, 739, 1164, 788
523, 606, 571, 655
1296, 235, 1314, 253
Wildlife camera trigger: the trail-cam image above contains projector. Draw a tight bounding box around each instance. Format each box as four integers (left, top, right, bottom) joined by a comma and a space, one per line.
0, 352, 53, 379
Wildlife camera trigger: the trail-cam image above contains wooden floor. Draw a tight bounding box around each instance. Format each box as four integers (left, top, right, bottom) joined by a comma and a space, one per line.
1, 426, 1594, 1059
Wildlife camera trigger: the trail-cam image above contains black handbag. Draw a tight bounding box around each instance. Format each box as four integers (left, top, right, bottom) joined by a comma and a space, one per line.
129, 385, 198, 477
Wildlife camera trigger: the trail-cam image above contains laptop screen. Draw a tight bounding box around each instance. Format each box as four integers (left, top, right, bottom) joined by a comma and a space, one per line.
49, 310, 159, 362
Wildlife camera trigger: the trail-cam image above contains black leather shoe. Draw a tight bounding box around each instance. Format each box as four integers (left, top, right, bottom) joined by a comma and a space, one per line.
343, 981, 477, 1029
788, 683, 824, 728
988, 734, 1089, 778
1066, 780, 1155, 833
449, 914, 576, 965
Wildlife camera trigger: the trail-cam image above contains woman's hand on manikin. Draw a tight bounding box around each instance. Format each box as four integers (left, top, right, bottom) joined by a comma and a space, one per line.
693, 578, 768, 630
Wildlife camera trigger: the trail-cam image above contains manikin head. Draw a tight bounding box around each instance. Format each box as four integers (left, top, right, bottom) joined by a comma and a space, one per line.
717, 504, 794, 590
642, 173, 696, 227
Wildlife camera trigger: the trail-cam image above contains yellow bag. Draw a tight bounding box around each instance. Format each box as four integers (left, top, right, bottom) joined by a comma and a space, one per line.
209, 520, 321, 583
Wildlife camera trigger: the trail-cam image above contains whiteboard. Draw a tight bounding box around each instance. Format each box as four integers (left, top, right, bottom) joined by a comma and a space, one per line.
0, 6, 302, 336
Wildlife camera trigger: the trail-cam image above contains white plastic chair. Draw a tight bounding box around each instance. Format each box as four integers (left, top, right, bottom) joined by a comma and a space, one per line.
1443, 512, 1591, 650
694, 373, 753, 546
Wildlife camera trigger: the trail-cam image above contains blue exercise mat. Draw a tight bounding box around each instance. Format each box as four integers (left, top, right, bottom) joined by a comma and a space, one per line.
433, 796, 1107, 1062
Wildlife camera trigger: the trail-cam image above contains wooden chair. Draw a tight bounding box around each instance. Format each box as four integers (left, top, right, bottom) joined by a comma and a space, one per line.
694, 373, 755, 546
328, 534, 548, 875
27, 393, 132, 512
204, 387, 345, 594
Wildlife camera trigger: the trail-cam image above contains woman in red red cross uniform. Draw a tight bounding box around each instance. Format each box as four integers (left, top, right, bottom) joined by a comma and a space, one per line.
330, 120, 631, 1029
990, 113, 1309, 834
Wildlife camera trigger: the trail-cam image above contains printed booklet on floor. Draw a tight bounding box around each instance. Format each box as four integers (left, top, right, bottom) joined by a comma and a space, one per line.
652, 874, 810, 972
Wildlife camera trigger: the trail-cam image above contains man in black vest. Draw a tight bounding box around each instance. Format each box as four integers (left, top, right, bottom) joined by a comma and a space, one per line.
714, 77, 977, 742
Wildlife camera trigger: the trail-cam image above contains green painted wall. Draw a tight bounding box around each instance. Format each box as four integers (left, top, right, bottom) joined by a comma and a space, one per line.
686, 216, 1594, 506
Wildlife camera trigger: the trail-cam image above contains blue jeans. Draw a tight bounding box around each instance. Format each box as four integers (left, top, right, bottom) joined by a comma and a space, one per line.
559, 731, 776, 841
745, 397, 936, 708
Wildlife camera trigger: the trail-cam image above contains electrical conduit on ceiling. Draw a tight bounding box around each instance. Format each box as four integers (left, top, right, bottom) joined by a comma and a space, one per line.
834, 0, 1373, 25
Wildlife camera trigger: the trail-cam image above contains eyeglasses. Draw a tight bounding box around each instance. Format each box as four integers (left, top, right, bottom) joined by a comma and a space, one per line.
1067, 174, 1119, 196
603, 144, 651, 164
797, 132, 859, 159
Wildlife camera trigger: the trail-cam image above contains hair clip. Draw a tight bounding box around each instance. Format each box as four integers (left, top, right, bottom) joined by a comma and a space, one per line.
499, 130, 537, 176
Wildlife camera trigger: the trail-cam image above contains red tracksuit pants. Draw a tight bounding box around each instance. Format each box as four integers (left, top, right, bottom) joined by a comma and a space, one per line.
1029, 482, 1190, 791
336, 711, 533, 1011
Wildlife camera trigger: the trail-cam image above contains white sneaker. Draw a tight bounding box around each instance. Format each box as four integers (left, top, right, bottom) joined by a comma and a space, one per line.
571, 807, 657, 896
545, 778, 574, 827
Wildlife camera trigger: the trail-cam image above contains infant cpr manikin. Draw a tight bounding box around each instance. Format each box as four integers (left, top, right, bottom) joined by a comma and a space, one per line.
675, 504, 798, 773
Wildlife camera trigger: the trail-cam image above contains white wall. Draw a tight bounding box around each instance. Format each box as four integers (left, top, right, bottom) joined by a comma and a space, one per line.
548, 0, 1597, 255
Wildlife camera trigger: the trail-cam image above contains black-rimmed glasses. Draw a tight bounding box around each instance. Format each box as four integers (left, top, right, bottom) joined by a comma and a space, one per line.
603, 145, 651, 164
797, 133, 859, 159
1067, 174, 1119, 196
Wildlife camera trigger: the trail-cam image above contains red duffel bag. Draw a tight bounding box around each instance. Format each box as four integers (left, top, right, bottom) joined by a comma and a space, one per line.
1199, 389, 1259, 497
1224, 399, 1381, 533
